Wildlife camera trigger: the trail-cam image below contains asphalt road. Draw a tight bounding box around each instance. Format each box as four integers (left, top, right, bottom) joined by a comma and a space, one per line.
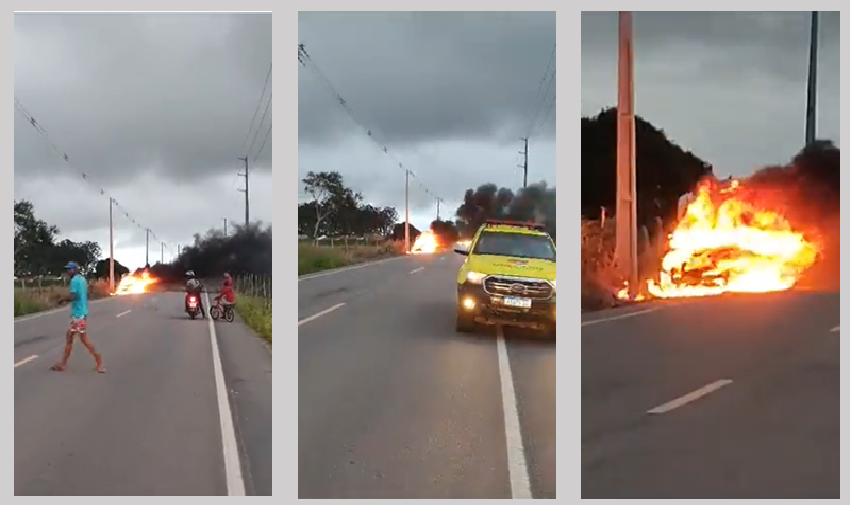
14, 291, 272, 496
582, 291, 839, 499
298, 252, 556, 499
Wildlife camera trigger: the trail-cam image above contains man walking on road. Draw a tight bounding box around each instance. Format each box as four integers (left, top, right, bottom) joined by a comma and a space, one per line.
51, 261, 105, 373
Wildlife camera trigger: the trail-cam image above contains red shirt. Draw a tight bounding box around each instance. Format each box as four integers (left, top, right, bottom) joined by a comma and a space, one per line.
219, 281, 236, 303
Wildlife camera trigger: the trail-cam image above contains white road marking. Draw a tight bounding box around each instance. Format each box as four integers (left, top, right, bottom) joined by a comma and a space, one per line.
297, 255, 407, 282
14, 355, 39, 368
203, 292, 246, 496
647, 379, 734, 415
831, 326, 839, 333
115, 309, 132, 318
409, 266, 424, 274
495, 326, 532, 499
298, 303, 346, 327
581, 308, 659, 327
13, 297, 115, 323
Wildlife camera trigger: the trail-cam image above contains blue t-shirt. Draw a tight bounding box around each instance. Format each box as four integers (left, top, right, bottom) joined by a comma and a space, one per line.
69, 275, 88, 319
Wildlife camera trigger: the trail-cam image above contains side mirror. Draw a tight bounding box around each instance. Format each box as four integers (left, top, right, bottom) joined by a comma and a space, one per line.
453, 245, 469, 256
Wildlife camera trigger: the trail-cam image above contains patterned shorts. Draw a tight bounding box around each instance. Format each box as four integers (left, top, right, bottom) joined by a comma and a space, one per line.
69, 317, 87, 334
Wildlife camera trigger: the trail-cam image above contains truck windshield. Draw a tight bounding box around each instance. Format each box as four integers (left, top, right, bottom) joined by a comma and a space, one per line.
472, 231, 556, 261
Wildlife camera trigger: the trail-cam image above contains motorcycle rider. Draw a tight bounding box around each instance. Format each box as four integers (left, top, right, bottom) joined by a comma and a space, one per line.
214, 272, 236, 314
185, 270, 205, 318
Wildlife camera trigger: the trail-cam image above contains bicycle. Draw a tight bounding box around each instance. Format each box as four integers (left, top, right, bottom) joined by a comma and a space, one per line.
210, 298, 235, 322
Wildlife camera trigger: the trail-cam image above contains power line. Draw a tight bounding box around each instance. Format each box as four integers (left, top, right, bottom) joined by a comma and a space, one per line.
252, 122, 272, 166
243, 62, 272, 152
14, 96, 174, 255
298, 43, 446, 207
246, 93, 272, 161
525, 43, 556, 138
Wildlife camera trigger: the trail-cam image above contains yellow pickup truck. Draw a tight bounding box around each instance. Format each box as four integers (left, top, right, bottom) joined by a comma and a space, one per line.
454, 220, 556, 338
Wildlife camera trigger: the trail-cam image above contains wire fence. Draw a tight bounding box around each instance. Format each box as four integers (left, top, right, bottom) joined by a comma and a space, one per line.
235, 274, 272, 311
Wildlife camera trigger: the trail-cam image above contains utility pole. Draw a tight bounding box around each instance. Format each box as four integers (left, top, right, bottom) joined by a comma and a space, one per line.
145, 228, 150, 267
404, 169, 410, 253
178, 244, 181, 257
520, 137, 529, 188
436, 198, 441, 221
109, 197, 115, 294
616, 11, 639, 300
223, 217, 228, 236
805, 11, 819, 146
238, 157, 250, 227
161, 241, 165, 264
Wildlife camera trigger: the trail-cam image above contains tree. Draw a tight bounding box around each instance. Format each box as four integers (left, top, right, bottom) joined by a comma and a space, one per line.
581, 108, 713, 227
15, 200, 59, 275
302, 171, 348, 240
94, 258, 130, 279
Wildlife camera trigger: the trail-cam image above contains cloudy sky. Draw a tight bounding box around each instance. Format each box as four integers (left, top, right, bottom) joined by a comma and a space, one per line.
582, 11, 840, 179
14, 12, 272, 270
298, 12, 556, 232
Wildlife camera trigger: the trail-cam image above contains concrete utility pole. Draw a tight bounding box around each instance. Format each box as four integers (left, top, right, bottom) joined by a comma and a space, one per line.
238, 157, 250, 227
436, 198, 441, 221
223, 217, 228, 236
145, 228, 150, 267
616, 11, 639, 300
109, 197, 115, 293
520, 137, 529, 188
161, 241, 165, 264
404, 169, 410, 253
805, 11, 819, 146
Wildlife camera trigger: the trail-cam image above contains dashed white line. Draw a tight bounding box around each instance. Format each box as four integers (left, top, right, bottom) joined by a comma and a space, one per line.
409, 266, 424, 274
831, 326, 839, 333
14, 355, 39, 368
495, 326, 532, 499
203, 292, 246, 496
647, 379, 734, 415
298, 303, 346, 327
116, 309, 132, 318
297, 255, 407, 282
581, 307, 659, 327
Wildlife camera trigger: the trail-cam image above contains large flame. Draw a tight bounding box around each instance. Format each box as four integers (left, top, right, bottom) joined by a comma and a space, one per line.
410, 230, 438, 255
645, 179, 818, 299
115, 271, 158, 295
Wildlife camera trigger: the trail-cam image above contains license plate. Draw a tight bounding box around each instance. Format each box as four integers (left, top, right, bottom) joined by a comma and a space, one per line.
503, 296, 532, 308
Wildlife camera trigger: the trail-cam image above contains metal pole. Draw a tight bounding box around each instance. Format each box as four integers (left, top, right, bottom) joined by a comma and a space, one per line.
109, 197, 115, 294
805, 11, 819, 145
404, 169, 410, 253
616, 11, 639, 300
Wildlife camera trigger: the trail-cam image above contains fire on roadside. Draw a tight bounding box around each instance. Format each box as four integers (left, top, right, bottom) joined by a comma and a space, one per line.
620, 178, 819, 300
115, 270, 158, 295
410, 230, 438, 255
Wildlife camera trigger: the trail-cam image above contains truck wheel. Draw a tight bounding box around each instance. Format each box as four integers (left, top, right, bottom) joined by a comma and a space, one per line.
456, 311, 475, 333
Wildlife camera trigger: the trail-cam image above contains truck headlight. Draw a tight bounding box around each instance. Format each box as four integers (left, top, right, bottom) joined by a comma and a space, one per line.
466, 271, 486, 284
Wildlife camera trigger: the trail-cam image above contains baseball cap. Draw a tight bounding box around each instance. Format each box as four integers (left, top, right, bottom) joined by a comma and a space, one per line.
65, 261, 79, 270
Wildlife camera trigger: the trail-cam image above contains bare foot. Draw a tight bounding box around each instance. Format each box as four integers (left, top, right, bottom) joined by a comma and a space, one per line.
50, 363, 67, 372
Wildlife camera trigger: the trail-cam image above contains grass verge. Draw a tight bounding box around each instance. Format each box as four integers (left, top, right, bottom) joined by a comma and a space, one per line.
13, 279, 112, 318
234, 295, 272, 346
298, 242, 405, 276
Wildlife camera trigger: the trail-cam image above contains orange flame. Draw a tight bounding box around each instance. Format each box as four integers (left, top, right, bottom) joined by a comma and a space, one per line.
410, 230, 438, 255
115, 271, 158, 295
645, 179, 818, 299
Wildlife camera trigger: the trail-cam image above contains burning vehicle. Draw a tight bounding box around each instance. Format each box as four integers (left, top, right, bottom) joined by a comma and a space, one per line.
632, 177, 819, 299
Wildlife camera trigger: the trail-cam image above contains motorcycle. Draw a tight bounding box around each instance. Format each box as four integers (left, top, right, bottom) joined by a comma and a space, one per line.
186, 294, 202, 320
210, 299, 235, 323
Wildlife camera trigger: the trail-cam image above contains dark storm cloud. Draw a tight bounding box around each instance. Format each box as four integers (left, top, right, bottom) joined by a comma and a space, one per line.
15, 12, 273, 184
298, 12, 556, 220
581, 11, 839, 177
298, 11, 556, 147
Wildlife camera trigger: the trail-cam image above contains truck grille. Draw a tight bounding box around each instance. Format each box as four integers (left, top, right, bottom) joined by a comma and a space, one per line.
483, 276, 553, 300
